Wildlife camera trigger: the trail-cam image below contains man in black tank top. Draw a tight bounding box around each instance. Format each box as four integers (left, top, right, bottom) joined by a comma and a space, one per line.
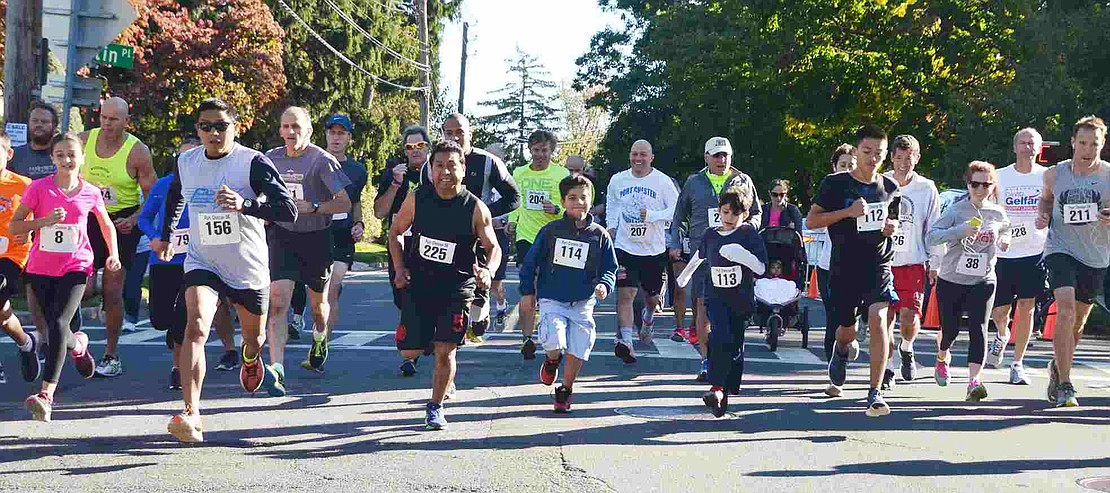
387, 141, 501, 431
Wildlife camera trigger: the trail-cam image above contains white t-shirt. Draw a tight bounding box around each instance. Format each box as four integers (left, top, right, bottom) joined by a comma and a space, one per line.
605, 167, 680, 256
995, 163, 1048, 259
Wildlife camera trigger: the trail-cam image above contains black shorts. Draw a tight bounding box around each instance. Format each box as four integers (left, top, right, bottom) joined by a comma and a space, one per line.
1045, 253, 1105, 304
616, 249, 667, 296
394, 292, 470, 350
515, 239, 533, 268
88, 206, 144, 271
183, 269, 269, 316
0, 258, 23, 304
268, 226, 333, 293
494, 228, 510, 281
331, 223, 355, 266
827, 264, 898, 328
994, 254, 1047, 307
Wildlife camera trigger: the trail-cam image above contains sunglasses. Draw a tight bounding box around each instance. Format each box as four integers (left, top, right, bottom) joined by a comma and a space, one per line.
968, 181, 993, 189
196, 121, 232, 133
405, 141, 428, 151
770, 192, 786, 198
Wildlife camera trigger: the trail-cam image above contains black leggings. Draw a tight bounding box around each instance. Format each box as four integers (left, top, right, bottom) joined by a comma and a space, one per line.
817, 268, 835, 361
149, 264, 187, 345
936, 278, 996, 365
28, 272, 87, 384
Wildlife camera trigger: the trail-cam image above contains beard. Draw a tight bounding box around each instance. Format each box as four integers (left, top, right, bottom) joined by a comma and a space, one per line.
31, 131, 54, 146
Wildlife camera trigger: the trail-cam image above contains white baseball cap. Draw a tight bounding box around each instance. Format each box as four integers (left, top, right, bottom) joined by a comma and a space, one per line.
705, 136, 733, 155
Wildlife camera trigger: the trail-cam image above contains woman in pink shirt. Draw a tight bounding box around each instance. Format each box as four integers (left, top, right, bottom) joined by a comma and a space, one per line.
9, 132, 120, 422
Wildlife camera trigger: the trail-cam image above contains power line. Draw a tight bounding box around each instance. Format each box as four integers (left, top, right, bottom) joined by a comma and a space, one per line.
276, 0, 428, 92
322, 0, 429, 71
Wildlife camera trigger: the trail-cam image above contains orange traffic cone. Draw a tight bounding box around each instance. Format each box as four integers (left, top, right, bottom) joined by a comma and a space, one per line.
1040, 301, 1057, 341
807, 269, 820, 299
922, 284, 941, 329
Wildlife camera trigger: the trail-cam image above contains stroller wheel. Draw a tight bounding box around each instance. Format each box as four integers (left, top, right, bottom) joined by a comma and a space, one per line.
767, 314, 782, 352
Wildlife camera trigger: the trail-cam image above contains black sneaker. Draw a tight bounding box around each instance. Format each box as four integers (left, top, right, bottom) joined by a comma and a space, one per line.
400, 358, 417, 377
215, 350, 240, 371
19, 332, 41, 382
702, 388, 728, 418
521, 338, 537, 360
614, 340, 637, 364
496, 309, 507, 327
881, 368, 896, 393
554, 386, 573, 413
899, 349, 917, 381
169, 367, 182, 390
308, 335, 329, 371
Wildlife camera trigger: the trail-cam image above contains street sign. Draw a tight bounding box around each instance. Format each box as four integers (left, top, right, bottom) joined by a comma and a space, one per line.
95, 43, 134, 69
41, 75, 102, 107
5, 123, 28, 148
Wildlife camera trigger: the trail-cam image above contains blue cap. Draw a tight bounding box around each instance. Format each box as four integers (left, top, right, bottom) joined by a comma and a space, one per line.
325, 114, 353, 133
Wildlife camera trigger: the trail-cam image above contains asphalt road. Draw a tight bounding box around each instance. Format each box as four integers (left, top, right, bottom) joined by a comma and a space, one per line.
0, 267, 1108, 492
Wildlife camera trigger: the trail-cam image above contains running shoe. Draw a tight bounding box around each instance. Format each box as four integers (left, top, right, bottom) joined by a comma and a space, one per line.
444, 381, 457, 401
934, 358, 951, 387
214, 350, 240, 371
846, 340, 860, 361
827, 345, 848, 387
122, 320, 138, 333
239, 351, 265, 393
1046, 357, 1059, 403
703, 386, 727, 418
72, 332, 96, 379
1010, 362, 1031, 385
639, 307, 654, 343
400, 358, 417, 377
288, 314, 303, 341
670, 327, 687, 342
614, 340, 637, 364
19, 332, 41, 382
25, 392, 53, 422
425, 402, 447, 430
688, 329, 699, 345
496, 309, 507, 327
540, 354, 562, 386
899, 348, 916, 381
521, 337, 537, 360
307, 333, 329, 371
169, 367, 182, 390
93, 352, 122, 378
554, 386, 573, 413
966, 380, 988, 402
465, 326, 484, 344
263, 364, 286, 397
865, 388, 890, 417
696, 359, 709, 382
824, 384, 843, 398
881, 368, 896, 393
1056, 381, 1079, 408
985, 335, 1005, 369
167, 412, 204, 443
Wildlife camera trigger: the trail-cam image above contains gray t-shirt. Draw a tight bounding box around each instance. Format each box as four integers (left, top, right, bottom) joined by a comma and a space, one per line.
925, 196, 1010, 285
265, 144, 351, 232
1044, 159, 1110, 268
10, 144, 56, 179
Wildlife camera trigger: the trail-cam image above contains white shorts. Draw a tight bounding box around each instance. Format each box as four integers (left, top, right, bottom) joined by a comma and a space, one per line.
538, 297, 598, 361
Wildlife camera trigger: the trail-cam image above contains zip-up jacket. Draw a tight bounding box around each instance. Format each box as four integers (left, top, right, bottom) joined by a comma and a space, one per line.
519, 213, 619, 303
667, 166, 762, 252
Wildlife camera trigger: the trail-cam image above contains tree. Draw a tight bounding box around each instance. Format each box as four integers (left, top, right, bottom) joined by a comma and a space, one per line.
479, 47, 560, 167
557, 81, 608, 164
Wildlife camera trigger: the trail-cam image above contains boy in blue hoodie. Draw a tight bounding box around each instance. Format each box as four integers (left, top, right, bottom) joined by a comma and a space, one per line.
520, 174, 619, 412
677, 186, 768, 417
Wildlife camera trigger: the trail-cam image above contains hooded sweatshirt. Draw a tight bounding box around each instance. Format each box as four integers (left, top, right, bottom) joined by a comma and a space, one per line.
883, 170, 945, 268
667, 166, 762, 255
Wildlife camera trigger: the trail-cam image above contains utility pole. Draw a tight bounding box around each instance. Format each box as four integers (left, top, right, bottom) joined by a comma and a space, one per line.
416, 0, 430, 127
3, 0, 44, 124
457, 22, 468, 114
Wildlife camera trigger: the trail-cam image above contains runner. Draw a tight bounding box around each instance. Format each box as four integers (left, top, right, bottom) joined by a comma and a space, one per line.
812, 144, 856, 361
264, 107, 352, 390
302, 113, 368, 372
10, 101, 59, 180
156, 98, 297, 442
565, 155, 587, 177
676, 186, 767, 417
79, 96, 157, 377
1037, 115, 1110, 408
0, 131, 40, 385
607, 139, 680, 363
668, 220, 691, 344
519, 174, 618, 412
806, 125, 900, 416
387, 140, 501, 430
485, 144, 512, 328
882, 135, 942, 390
11, 132, 119, 422
668, 136, 760, 377
508, 130, 570, 359
926, 161, 1009, 402
987, 128, 1048, 385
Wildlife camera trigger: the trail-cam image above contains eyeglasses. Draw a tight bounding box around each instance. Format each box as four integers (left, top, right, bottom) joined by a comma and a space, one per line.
196, 121, 232, 133
968, 181, 993, 189
405, 142, 428, 151
770, 192, 786, 198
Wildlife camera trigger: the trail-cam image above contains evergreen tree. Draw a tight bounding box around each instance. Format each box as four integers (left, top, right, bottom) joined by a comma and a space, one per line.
479, 48, 560, 167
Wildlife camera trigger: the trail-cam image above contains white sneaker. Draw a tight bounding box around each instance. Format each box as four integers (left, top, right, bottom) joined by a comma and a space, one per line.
1010, 362, 1031, 385
122, 321, 138, 333
846, 340, 860, 361
985, 335, 1005, 369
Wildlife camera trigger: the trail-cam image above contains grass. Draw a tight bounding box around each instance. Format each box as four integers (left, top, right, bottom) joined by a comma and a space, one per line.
354, 241, 388, 266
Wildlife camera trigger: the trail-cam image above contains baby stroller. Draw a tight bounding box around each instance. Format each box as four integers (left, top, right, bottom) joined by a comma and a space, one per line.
753, 226, 810, 351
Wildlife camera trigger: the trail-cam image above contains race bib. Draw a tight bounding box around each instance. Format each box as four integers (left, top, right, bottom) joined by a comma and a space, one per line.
287, 183, 305, 201
197, 212, 241, 246
171, 228, 190, 255
1010, 223, 1030, 244
891, 229, 911, 253
99, 186, 118, 206
956, 252, 988, 276
856, 202, 886, 232
711, 265, 742, 288
40, 224, 78, 253
0, 236, 9, 254
681, 237, 691, 255
526, 190, 550, 211
332, 212, 349, 220
626, 222, 649, 241
1064, 202, 1097, 225
707, 208, 722, 228
419, 236, 456, 264
553, 238, 589, 269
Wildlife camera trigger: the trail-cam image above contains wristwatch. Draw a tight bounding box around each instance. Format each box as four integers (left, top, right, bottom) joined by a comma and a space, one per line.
311, 202, 320, 213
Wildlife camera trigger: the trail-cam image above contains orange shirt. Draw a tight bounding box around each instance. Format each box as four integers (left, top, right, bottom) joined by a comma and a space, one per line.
0, 168, 33, 266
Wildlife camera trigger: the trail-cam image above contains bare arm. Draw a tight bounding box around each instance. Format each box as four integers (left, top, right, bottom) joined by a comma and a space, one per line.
473, 201, 502, 287
93, 204, 120, 260
805, 203, 853, 230
374, 181, 402, 219
1036, 167, 1056, 229
9, 205, 48, 236
310, 190, 351, 215
388, 194, 415, 274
